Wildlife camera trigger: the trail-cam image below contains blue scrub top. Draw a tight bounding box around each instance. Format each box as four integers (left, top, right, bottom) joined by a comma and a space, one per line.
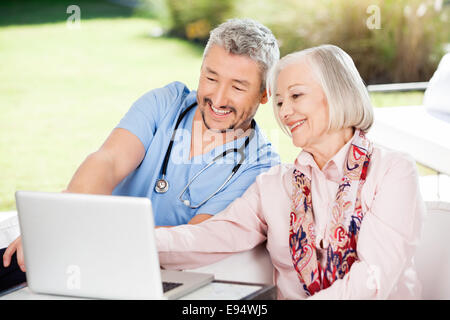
112, 82, 280, 226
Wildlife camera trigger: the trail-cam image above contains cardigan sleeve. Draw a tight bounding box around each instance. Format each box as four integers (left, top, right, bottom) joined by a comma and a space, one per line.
155, 179, 268, 270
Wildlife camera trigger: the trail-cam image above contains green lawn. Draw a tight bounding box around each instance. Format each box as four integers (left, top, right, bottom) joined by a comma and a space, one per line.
0, 0, 428, 211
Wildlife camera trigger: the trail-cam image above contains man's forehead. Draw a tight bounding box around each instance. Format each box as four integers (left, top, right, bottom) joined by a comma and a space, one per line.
201, 46, 262, 85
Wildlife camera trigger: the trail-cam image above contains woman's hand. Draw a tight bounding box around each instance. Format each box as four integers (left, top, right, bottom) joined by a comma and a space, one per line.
2, 236, 25, 272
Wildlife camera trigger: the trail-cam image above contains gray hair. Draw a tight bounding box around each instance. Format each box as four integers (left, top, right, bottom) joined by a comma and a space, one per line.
269, 44, 374, 135
204, 18, 280, 93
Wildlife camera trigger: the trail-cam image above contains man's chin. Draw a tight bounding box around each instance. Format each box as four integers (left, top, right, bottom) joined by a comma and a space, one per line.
205, 122, 234, 134
201, 111, 234, 133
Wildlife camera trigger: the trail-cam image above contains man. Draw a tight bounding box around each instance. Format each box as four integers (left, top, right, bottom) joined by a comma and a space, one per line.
1, 18, 280, 277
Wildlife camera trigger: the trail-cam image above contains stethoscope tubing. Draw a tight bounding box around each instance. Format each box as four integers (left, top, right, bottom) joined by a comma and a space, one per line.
155, 101, 255, 209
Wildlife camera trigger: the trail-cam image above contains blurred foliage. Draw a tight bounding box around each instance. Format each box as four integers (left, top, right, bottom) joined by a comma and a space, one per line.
236, 0, 450, 84
0, 0, 134, 26
152, 0, 450, 84
147, 0, 235, 42
0, 0, 439, 211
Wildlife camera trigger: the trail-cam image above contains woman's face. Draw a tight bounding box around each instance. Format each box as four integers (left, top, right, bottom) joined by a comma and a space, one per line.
275, 59, 329, 150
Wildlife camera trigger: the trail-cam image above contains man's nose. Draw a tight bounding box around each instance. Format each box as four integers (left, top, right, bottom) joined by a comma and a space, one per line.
211, 85, 229, 108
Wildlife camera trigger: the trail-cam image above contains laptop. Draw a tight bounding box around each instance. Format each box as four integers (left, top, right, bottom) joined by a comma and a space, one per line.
14, 191, 214, 300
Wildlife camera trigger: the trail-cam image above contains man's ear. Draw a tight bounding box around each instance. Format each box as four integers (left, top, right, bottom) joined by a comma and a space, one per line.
260, 89, 269, 104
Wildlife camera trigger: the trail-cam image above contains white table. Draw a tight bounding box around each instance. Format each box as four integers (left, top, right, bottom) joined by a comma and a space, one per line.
0, 280, 275, 300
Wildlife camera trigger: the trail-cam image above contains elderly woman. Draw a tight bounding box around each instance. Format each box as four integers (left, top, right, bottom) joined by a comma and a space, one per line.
156, 45, 426, 299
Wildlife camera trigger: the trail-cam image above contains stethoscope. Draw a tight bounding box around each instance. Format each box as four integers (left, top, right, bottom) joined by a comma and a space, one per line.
154, 101, 255, 209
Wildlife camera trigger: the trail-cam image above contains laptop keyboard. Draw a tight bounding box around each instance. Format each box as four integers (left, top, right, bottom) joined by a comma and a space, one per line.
162, 281, 182, 293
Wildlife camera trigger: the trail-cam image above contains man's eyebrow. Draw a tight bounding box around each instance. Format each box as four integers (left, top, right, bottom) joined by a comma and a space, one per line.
233, 79, 250, 87
205, 66, 250, 86
205, 67, 218, 75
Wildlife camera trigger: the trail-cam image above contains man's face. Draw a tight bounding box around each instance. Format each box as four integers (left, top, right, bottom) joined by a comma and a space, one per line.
196, 45, 268, 133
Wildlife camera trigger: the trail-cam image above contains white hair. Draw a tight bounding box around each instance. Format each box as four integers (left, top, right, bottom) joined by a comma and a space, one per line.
269, 44, 374, 135
204, 18, 280, 92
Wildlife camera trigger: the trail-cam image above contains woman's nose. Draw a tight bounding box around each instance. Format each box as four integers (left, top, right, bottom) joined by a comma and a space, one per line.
278, 101, 293, 123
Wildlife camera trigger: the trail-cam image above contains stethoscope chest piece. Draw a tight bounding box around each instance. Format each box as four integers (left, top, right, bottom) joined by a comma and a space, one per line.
155, 178, 169, 193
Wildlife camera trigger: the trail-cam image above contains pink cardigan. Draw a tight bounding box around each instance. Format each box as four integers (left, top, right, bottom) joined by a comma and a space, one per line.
156, 133, 426, 299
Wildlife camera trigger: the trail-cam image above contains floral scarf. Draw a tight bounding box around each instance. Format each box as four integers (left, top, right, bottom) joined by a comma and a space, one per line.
289, 130, 373, 296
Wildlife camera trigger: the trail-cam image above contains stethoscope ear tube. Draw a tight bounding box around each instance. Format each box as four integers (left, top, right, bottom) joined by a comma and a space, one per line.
155, 102, 197, 194
161, 103, 197, 177
155, 100, 256, 208
178, 120, 255, 208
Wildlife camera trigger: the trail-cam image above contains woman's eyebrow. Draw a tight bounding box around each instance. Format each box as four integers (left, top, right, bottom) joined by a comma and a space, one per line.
288, 83, 306, 89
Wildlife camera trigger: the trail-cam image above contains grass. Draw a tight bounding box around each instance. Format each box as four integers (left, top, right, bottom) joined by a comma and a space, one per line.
0, 0, 431, 211
0, 0, 204, 211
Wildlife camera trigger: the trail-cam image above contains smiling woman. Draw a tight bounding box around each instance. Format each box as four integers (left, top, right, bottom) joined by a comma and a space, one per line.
154, 44, 426, 300
270, 46, 373, 137
271, 45, 374, 169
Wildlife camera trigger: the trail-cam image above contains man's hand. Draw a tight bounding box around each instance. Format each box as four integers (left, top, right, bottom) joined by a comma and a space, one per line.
2, 236, 25, 272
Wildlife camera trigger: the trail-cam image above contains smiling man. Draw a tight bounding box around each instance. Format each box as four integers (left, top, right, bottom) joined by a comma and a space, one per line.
197, 45, 264, 133
2, 18, 280, 276
105, 18, 280, 228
